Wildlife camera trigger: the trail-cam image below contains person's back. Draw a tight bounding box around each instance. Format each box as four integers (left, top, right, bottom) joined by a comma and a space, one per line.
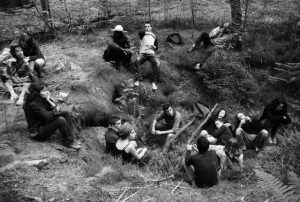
185, 137, 219, 188
104, 116, 122, 157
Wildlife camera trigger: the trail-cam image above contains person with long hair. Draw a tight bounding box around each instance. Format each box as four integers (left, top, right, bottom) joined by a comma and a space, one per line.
23, 81, 81, 149
116, 122, 150, 166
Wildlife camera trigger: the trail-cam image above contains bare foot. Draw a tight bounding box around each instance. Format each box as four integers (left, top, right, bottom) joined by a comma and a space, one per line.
9, 94, 19, 103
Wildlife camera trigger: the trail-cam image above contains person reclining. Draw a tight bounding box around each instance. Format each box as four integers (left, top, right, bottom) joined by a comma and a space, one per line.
188, 22, 232, 52
116, 122, 150, 166
103, 25, 132, 69
0, 44, 38, 105
185, 137, 219, 188
23, 81, 81, 149
234, 113, 269, 152
259, 97, 291, 144
200, 118, 233, 146
104, 116, 122, 157
150, 103, 183, 151
18, 34, 46, 78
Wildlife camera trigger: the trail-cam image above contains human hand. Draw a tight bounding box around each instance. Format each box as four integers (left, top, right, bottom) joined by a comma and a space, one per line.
224, 123, 231, 127
186, 144, 193, 150
155, 130, 161, 135
143, 147, 148, 152
151, 129, 156, 135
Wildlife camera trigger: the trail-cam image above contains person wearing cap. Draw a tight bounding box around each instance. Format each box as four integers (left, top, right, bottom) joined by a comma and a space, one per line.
18, 33, 46, 78
134, 22, 160, 91
188, 22, 232, 53
116, 122, 150, 166
103, 25, 132, 70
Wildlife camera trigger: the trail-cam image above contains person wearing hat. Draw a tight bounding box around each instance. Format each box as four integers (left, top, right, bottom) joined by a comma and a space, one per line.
103, 25, 132, 70
116, 122, 150, 166
188, 22, 232, 53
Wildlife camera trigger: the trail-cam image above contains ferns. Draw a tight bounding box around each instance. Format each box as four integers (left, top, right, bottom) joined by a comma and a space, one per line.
254, 169, 300, 202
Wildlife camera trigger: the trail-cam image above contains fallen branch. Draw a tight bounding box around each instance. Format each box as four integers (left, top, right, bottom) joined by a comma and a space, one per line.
268, 76, 289, 83
122, 185, 150, 202
146, 175, 174, 183
116, 188, 128, 202
171, 179, 184, 194
187, 104, 219, 144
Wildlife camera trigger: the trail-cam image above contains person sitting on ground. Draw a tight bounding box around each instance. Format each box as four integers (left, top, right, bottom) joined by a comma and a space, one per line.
104, 116, 122, 157
0, 44, 38, 105
224, 138, 244, 168
188, 22, 232, 53
134, 22, 160, 91
185, 137, 219, 188
234, 113, 269, 152
200, 118, 233, 146
259, 97, 291, 144
103, 25, 132, 70
23, 81, 82, 149
150, 103, 183, 151
116, 122, 150, 166
18, 33, 46, 78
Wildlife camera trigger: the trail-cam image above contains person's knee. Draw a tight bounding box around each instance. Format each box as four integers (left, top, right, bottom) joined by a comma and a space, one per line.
200, 130, 208, 137
236, 128, 243, 136
261, 129, 269, 137
57, 116, 67, 125
167, 133, 174, 139
34, 59, 45, 68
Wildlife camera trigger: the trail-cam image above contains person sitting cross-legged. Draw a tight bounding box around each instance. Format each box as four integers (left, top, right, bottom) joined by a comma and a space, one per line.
234, 113, 269, 152
224, 138, 244, 168
116, 122, 150, 166
23, 81, 81, 149
150, 103, 183, 151
104, 116, 123, 157
185, 137, 219, 188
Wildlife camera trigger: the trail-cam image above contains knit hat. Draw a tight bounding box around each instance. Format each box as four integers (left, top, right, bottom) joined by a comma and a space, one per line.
119, 122, 134, 139
111, 25, 127, 32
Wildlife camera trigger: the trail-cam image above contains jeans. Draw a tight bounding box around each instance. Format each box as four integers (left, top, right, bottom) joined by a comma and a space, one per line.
135, 53, 160, 82
33, 111, 75, 146
195, 32, 214, 48
236, 128, 268, 150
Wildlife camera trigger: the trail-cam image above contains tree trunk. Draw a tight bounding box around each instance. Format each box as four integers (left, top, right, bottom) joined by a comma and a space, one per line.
229, 0, 242, 30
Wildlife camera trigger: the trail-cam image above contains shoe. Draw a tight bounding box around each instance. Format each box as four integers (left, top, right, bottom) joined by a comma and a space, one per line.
152, 82, 158, 90
241, 145, 247, 151
272, 137, 277, 145
68, 141, 82, 150
255, 147, 261, 152
268, 137, 273, 144
193, 63, 201, 70
134, 80, 140, 86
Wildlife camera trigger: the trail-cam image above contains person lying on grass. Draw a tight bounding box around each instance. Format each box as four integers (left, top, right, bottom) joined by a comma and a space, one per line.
0, 44, 39, 105
259, 97, 291, 144
104, 115, 123, 157
23, 81, 82, 150
185, 137, 219, 188
150, 103, 183, 152
116, 122, 150, 166
234, 113, 269, 152
200, 118, 233, 146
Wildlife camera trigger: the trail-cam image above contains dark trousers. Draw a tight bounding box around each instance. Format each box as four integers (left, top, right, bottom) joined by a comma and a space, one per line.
195, 32, 214, 48
103, 45, 132, 70
260, 118, 291, 139
33, 111, 74, 146
135, 53, 160, 82
236, 129, 268, 149
146, 122, 171, 146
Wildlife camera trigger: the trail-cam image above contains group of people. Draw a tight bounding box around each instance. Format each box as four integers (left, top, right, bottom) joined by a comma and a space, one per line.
0, 22, 292, 188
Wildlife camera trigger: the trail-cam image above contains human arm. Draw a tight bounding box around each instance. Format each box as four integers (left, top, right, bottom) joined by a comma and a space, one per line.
264, 106, 290, 123
126, 144, 147, 160
156, 112, 181, 135
26, 39, 44, 61
30, 101, 55, 122
151, 112, 164, 134
209, 27, 222, 39
185, 144, 193, 166
153, 37, 158, 51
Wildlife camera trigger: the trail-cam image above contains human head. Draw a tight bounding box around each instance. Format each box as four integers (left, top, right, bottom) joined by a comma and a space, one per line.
119, 122, 136, 140
226, 138, 239, 151
145, 22, 152, 32
218, 109, 226, 119
10, 45, 24, 60
236, 113, 246, 121
162, 103, 174, 116
196, 137, 209, 153
19, 33, 31, 49
215, 119, 224, 129
27, 81, 46, 99
109, 116, 122, 131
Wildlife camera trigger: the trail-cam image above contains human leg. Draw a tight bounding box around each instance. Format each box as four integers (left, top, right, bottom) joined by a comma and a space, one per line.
184, 164, 196, 187
200, 130, 217, 144
34, 58, 46, 78
148, 56, 160, 83
134, 54, 148, 84
16, 82, 30, 106
3, 80, 18, 102
253, 129, 269, 150
235, 128, 256, 150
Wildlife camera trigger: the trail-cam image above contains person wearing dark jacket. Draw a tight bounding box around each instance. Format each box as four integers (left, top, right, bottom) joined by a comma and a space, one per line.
103, 25, 132, 70
23, 82, 81, 149
259, 97, 291, 144
104, 116, 122, 157
185, 137, 219, 188
234, 113, 269, 152
19, 34, 46, 78
134, 22, 160, 91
